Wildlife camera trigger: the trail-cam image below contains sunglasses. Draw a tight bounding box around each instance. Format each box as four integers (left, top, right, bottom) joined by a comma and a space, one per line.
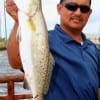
62, 2, 90, 13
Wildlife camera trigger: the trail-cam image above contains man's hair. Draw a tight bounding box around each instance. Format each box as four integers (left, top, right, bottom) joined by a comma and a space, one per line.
59, 0, 91, 6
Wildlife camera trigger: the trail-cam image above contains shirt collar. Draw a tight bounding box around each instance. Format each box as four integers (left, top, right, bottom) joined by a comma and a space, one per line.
55, 24, 73, 43
54, 24, 92, 46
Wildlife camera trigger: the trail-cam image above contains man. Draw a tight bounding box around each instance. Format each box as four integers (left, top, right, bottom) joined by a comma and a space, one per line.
6, 0, 100, 100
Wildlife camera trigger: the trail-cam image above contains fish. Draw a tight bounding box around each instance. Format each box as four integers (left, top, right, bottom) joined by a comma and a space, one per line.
13, 0, 54, 100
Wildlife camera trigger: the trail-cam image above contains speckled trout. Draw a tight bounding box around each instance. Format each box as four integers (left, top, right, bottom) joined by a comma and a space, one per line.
13, 0, 54, 100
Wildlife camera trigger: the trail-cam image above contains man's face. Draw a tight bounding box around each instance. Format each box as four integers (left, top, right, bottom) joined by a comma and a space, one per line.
57, 0, 92, 31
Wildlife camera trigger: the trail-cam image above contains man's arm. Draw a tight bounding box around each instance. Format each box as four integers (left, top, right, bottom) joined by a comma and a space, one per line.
98, 88, 100, 100
7, 22, 22, 69
6, 0, 22, 69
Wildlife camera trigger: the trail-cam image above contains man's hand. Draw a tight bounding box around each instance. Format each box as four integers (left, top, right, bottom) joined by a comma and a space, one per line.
6, 0, 18, 22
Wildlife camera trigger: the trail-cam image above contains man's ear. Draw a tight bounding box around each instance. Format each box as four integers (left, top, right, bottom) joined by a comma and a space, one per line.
57, 3, 63, 15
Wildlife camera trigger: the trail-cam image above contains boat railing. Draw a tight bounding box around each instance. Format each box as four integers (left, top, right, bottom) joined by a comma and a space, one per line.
0, 74, 33, 100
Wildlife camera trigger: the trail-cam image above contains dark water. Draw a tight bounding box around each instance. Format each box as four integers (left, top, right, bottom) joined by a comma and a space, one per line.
0, 50, 31, 98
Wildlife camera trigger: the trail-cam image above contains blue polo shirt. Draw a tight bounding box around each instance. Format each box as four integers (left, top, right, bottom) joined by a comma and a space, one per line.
44, 24, 100, 100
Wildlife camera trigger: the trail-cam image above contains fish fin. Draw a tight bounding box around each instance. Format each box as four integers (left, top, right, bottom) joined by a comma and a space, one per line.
16, 26, 22, 42
23, 77, 30, 90
27, 18, 36, 32
43, 53, 55, 94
